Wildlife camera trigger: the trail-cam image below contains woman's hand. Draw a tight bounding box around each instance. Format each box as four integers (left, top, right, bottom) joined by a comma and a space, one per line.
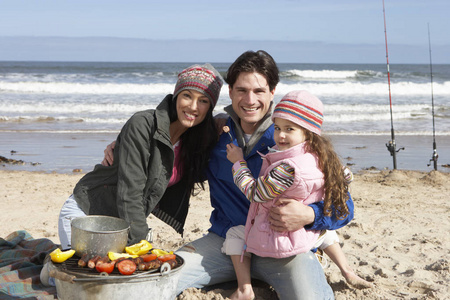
226, 143, 244, 164
268, 198, 315, 232
101, 141, 116, 166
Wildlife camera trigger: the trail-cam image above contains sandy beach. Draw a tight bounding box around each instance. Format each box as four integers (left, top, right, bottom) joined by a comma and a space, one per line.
1, 168, 449, 299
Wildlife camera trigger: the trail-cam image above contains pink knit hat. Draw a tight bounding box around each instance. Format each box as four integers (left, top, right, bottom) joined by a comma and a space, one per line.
272, 90, 324, 135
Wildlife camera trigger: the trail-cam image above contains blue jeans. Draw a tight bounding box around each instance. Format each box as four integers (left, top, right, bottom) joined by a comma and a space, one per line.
58, 194, 87, 250
175, 232, 334, 300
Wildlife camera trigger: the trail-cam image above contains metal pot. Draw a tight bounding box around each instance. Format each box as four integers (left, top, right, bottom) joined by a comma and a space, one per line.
71, 215, 129, 257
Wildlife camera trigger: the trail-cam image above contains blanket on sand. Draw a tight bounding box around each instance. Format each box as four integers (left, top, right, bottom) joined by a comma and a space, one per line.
0, 231, 58, 299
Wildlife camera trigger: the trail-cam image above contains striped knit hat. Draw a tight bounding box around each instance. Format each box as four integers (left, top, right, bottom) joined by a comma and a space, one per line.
173, 63, 223, 108
272, 90, 324, 136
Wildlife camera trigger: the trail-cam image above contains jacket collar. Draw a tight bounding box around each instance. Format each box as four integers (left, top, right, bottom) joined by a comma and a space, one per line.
224, 102, 274, 156
261, 142, 308, 164
154, 94, 174, 147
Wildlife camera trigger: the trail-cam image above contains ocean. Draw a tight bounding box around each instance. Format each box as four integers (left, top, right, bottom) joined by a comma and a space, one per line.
1, 61, 449, 173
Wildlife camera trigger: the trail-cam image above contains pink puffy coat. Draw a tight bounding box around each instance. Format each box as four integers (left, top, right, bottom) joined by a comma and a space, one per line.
244, 142, 324, 258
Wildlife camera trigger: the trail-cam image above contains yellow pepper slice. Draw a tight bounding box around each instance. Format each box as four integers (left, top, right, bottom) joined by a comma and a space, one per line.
49, 248, 75, 263
107, 251, 138, 261
125, 240, 152, 256
151, 248, 173, 257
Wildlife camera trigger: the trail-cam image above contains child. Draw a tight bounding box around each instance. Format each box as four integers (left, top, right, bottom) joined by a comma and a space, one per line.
223, 90, 372, 300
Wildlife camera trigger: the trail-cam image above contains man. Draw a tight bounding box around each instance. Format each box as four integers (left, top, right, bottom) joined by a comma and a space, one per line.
103, 51, 353, 299
175, 51, 353, 299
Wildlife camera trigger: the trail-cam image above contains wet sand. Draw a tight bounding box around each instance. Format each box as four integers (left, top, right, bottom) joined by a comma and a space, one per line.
1, 132, 449, 174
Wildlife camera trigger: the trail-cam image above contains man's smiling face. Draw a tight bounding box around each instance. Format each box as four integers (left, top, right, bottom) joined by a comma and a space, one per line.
229, 72, 275, 134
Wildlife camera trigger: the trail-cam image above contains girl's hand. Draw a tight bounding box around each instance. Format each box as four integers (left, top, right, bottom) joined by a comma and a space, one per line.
213, 114, 228, 134
226, 143, 244, 164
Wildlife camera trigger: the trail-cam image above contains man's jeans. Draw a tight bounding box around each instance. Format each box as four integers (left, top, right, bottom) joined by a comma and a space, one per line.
176, 232, 334, 300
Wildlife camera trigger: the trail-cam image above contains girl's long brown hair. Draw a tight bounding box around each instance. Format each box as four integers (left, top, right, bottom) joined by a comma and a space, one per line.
304, 130, 349, 219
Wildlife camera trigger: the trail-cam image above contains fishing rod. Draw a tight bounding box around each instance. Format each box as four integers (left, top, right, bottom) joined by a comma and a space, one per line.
382, 0, 403, 169
426, 23, 438, 170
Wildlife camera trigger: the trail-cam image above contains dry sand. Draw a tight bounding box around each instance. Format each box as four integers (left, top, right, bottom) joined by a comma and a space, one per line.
0, 169, 449, 299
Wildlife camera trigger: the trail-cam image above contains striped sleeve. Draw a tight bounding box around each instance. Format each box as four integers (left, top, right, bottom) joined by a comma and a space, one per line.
232, 160, 295, 203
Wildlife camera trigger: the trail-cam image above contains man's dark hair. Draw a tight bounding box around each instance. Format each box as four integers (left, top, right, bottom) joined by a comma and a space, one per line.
225, 50, 280, 92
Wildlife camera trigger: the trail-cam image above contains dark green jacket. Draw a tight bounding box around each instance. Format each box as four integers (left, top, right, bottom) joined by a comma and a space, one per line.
73, 95, 191, 244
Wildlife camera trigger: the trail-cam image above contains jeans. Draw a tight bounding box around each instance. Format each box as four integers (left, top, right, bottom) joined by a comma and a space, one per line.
176, 232, 334, 300
58, 194, 86, 250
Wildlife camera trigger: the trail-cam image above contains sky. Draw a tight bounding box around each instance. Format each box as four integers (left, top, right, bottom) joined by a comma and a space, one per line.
1, 0, 449, 63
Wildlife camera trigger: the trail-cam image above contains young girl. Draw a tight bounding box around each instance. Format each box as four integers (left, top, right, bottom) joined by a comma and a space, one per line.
224, 90, 371, 300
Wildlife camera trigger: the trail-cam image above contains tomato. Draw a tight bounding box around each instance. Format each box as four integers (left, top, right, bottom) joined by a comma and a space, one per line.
141, 253, 157, 262
117, 259, 137, 275
96, 261, 115, 274
157, 254, 176, 262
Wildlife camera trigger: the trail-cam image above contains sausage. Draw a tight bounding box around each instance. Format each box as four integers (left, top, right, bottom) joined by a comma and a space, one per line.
133, 256, 144, 265
165, 259, 177, 269
77, 253, 90, 267
95, 256, 110, 267
138, 259, 161, 271
87, 255, 102, 269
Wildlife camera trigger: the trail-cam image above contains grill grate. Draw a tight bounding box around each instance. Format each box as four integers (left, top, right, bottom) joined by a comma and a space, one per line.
54, 254, 182, 279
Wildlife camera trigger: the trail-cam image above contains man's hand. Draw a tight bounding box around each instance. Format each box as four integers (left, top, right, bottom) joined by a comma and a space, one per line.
226, 143, 244, 164
101, 141, 116, 166
268, 198, 315, 232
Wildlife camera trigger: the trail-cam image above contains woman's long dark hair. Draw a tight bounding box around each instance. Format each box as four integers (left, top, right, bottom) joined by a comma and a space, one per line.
169, 95, 217, 195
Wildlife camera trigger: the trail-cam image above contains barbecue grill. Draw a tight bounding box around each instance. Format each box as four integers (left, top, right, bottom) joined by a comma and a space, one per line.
48, 254, 184, 300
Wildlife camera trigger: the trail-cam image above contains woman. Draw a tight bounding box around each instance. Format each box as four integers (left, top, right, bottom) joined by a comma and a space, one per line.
58, 63, 223, 248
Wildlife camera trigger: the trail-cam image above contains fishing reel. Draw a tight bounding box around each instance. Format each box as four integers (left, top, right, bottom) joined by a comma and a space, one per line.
427, 149, 439, 167
385, 140, 404, 157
